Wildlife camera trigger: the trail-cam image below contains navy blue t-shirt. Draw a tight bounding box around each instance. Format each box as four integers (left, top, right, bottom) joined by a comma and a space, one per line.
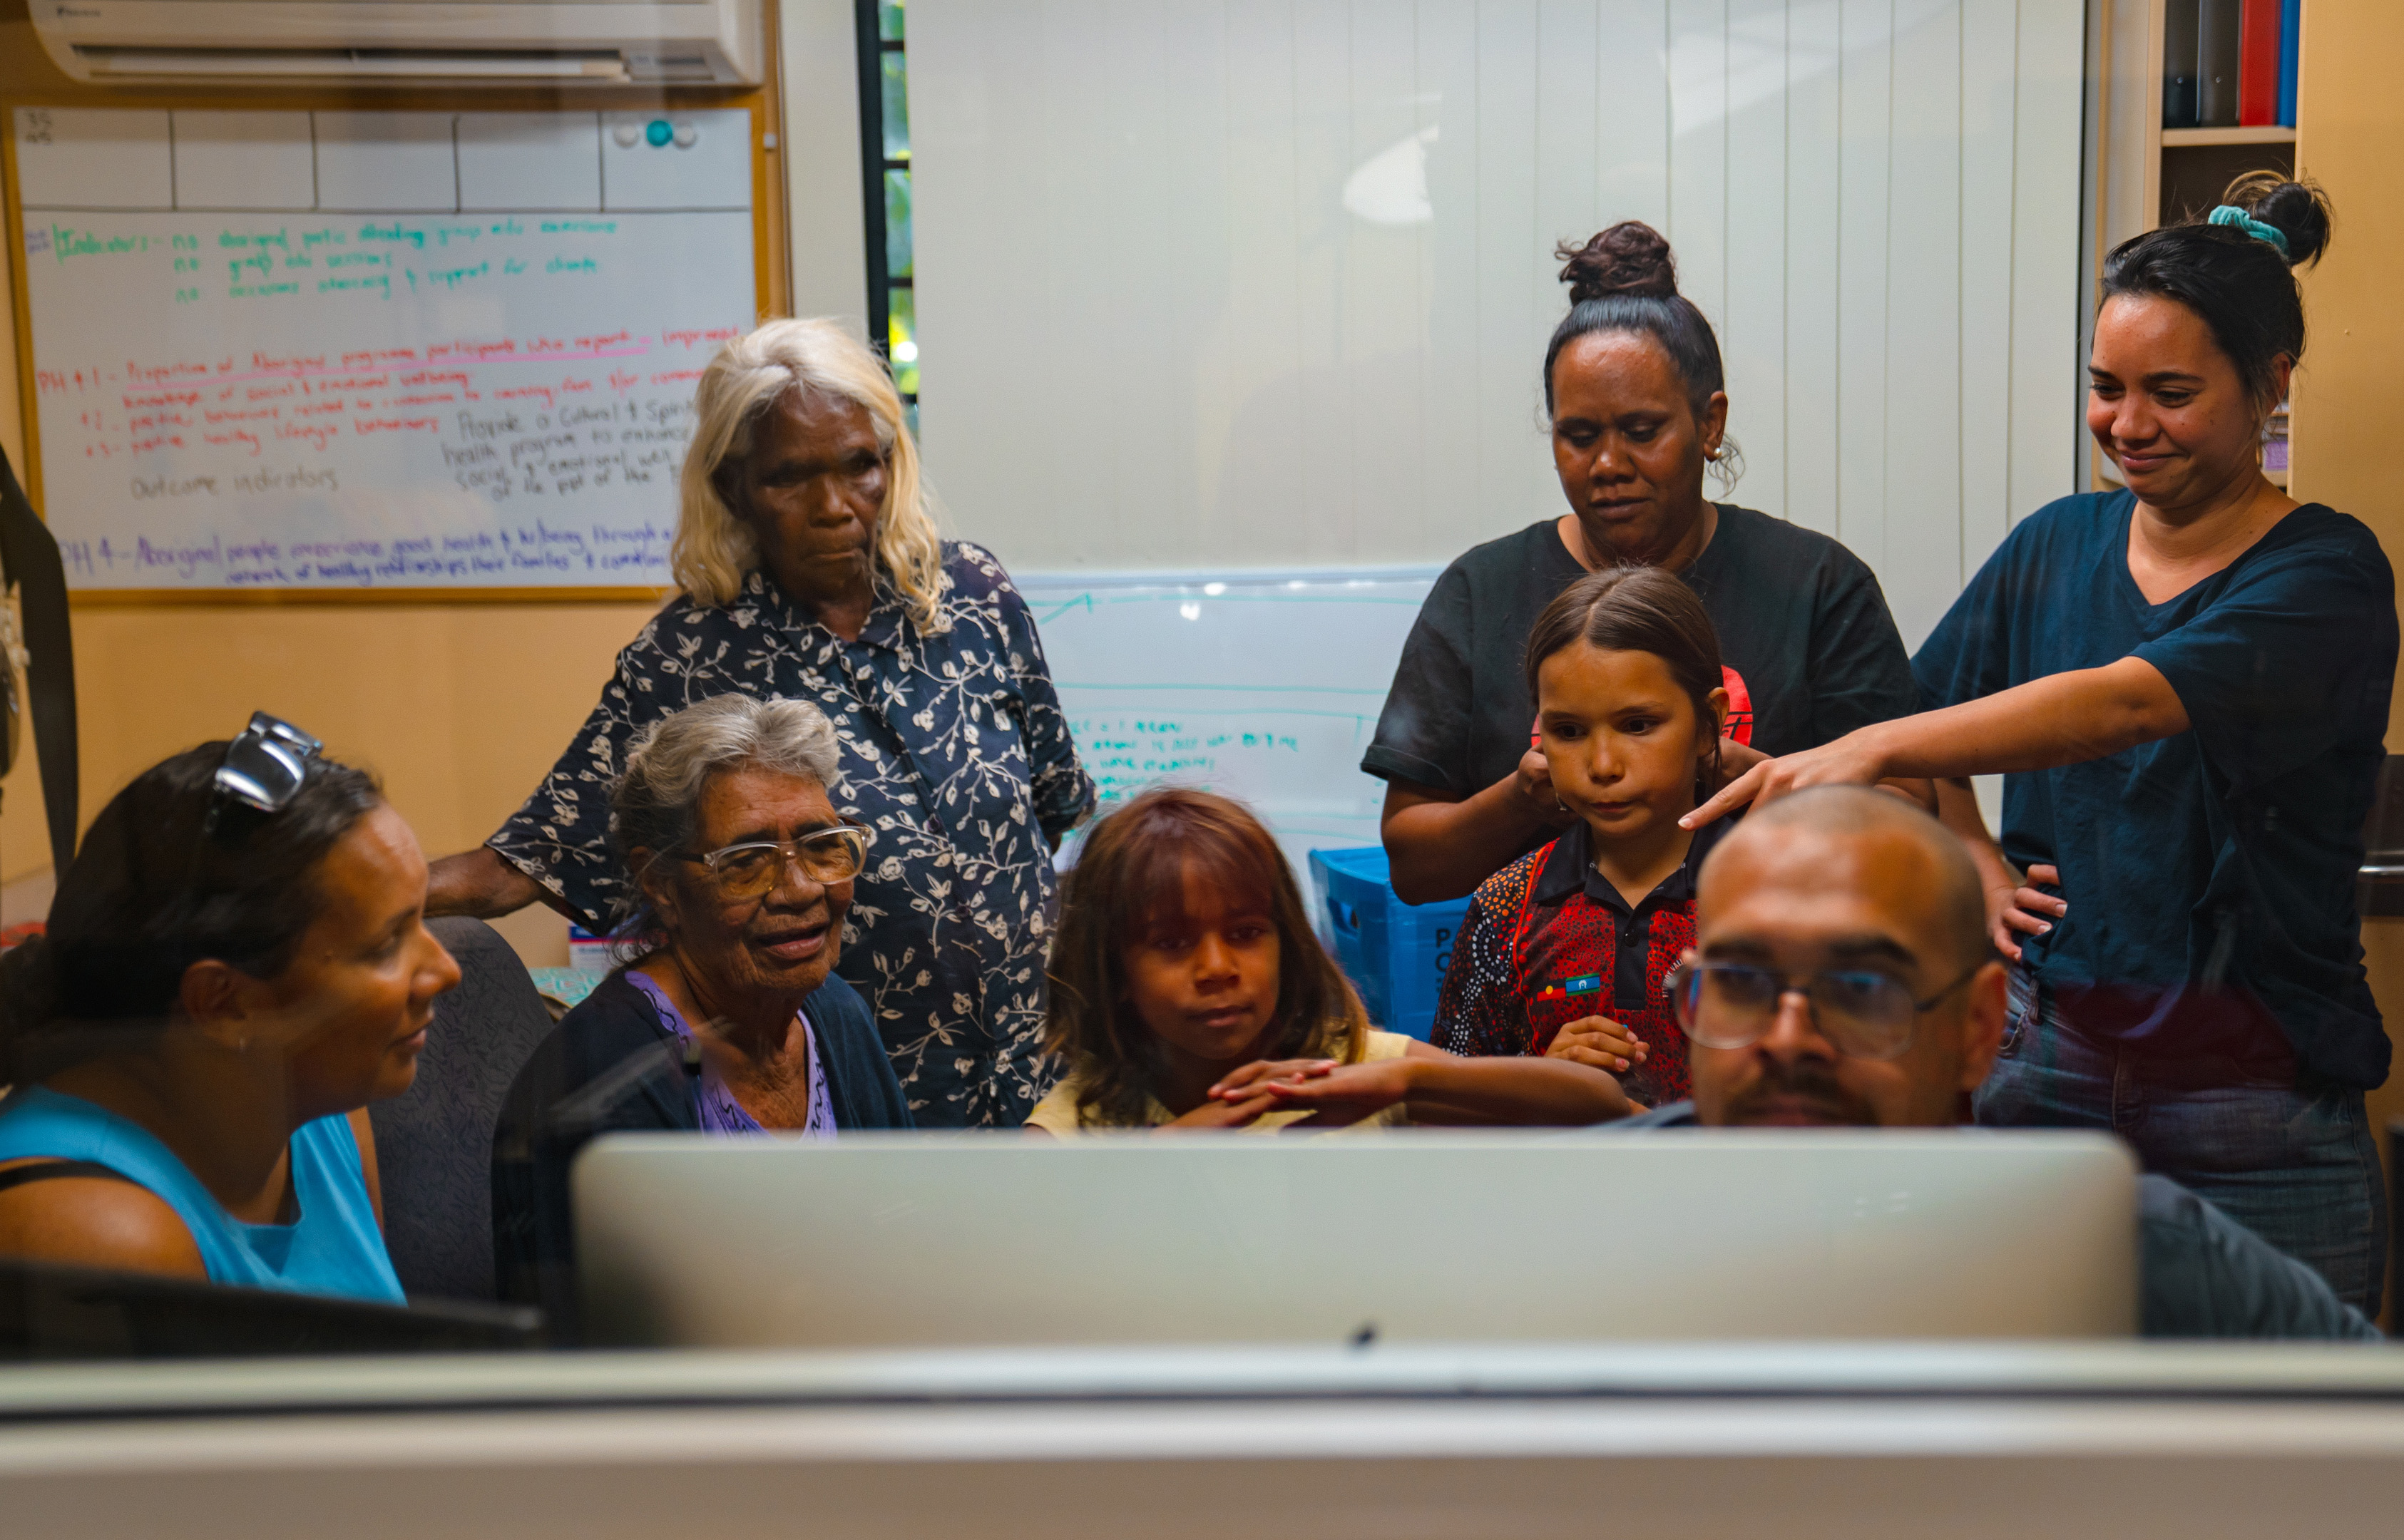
1912, 491, 2396, 1087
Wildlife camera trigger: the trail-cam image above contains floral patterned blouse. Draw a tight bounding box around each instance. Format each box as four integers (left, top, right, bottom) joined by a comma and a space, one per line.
487, 540, 1096, 1128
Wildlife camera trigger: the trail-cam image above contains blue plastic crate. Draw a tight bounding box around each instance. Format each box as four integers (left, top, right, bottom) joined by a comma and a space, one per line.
1309, 846, 1472, 1041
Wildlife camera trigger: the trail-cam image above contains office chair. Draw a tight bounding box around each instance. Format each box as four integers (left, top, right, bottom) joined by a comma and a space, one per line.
369, 917, 556, 1303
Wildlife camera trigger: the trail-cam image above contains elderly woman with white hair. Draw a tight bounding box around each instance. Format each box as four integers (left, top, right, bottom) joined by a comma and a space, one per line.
432, 317, 1095, 1130
491, 693, 912, 1324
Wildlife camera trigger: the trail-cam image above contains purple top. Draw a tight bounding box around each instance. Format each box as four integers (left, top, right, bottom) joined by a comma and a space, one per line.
625, 970, 836, 1139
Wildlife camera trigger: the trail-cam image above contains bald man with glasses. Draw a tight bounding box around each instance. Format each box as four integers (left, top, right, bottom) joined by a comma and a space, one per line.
1624, 787, 2378, 1340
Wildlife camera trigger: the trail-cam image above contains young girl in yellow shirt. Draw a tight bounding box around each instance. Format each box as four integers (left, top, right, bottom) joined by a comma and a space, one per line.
1026, 785, 1632, 1134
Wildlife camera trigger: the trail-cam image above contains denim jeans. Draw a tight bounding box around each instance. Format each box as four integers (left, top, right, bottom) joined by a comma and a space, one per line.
1975, 968, 2387, 1317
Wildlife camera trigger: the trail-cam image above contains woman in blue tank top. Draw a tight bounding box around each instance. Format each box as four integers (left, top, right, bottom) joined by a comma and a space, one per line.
0, 718, 461, 1302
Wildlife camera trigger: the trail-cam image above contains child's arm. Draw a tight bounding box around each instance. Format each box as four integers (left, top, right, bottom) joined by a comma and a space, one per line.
1157, 1089, 1285, 1131
1395, 1040, 1636, 1124
1026, 1089, 1286, 1135
1543, 1015, 1649, 1075
1209, 1058, 1339, 1099
1240, 1040, 1633, 1128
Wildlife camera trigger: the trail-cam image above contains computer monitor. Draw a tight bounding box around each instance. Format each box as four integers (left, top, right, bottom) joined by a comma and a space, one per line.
573, 1130, 2139, 1349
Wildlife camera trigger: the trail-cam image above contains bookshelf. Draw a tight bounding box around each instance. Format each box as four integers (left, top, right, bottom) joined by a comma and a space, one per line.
2162, 125, 2296, 146
2139, 1, 2298, 227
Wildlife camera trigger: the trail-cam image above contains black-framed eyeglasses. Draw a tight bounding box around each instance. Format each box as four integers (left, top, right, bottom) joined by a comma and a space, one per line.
210, 712, 322, 824
1666, 959, 1988, 1062
680, 823, 871, 900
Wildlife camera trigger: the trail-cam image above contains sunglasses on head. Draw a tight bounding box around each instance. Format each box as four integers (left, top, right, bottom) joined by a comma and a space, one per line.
208, 712, 322, 831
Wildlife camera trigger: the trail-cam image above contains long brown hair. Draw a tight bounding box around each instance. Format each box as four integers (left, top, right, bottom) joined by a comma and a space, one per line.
1044, 786, 1371, 1127
1523, 564, 1727, 799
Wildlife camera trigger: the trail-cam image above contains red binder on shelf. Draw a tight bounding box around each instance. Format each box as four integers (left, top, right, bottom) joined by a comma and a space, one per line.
2238, 0, 2281, 127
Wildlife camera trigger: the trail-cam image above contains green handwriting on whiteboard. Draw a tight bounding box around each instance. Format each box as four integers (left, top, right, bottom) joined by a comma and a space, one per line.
1065, 712, 1356, 799
52, 216, 637, 306
48, 227, 153, 262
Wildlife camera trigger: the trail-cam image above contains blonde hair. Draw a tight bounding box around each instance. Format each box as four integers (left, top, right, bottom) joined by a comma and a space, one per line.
670, 317, 947, 630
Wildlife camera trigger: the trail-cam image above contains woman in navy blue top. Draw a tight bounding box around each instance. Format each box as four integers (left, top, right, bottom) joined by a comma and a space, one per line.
1687, 178, 2395, 1313
0, 722, 461, 1302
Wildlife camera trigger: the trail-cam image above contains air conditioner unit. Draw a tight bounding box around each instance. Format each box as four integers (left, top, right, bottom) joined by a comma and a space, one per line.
29, 0, 764, 86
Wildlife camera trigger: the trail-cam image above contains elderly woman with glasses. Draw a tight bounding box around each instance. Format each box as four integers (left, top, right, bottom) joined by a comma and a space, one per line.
430, 317, 1095, 1131
492, 694, 911, 1325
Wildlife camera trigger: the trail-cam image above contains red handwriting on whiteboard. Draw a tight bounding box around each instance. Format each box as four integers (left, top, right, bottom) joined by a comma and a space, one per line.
47, 332, 706, 469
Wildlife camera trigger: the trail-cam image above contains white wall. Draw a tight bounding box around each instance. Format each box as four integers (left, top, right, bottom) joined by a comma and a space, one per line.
909, 0, 2086, 649
779, 0, 871, 321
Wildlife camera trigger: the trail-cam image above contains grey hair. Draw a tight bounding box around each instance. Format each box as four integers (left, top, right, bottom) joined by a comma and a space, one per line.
607, 694, 842, 935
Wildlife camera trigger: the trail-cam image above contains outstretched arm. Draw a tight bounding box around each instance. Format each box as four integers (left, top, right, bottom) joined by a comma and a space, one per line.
426, 846, 563, 920
1223, 1040, 1634, 1127
1720, 738, 1935, 815
1685, 657, 2189, 827
1396, 1042, 1637, 1126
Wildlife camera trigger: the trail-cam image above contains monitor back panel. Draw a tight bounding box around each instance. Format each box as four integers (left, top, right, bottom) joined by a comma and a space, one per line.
573, 1130, 2139, 1348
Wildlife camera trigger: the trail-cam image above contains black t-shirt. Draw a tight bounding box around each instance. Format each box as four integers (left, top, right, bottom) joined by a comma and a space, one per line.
1913, 491, 2397, 1088
1364, 507, 1919, 803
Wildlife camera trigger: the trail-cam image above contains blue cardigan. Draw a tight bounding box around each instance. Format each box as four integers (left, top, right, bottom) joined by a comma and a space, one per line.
491, 969, 911, 1335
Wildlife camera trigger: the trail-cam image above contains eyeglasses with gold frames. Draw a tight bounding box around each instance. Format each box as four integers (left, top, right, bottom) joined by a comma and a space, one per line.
679, 824, 871, 900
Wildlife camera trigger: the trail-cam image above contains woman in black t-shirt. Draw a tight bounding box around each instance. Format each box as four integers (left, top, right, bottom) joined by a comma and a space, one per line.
1366, 222, 1919, 903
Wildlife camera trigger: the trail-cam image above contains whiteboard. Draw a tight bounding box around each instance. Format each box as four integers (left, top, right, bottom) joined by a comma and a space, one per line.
9, 107, 759, 594
909, 0, 2087, 652
1014, 567, 1436, 885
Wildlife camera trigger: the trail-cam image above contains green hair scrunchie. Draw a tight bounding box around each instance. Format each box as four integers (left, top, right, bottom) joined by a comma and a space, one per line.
2207, 204, 2291, 261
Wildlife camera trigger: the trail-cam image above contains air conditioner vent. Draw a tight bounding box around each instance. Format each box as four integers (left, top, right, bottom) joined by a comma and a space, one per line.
31, 0, 762, 85
82, 46, 633, 78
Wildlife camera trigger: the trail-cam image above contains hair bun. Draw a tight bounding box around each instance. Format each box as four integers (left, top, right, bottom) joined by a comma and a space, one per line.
1557, 221, 1679, 302
2224, 172, 2333, 267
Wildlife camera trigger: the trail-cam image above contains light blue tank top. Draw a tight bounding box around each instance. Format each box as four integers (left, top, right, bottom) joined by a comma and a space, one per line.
0, 1085, 405, 1305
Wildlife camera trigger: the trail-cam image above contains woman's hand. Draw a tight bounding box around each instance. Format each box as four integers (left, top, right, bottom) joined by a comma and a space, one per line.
1714, 737, 1769, 787
1933, 779, 2062, 965
1514, 747, 1577, 826
1544, 1015, 1649, 1075
1989, 862, 2065, 962
1382, 769, 1571, 905
1681, 731, 1892, 828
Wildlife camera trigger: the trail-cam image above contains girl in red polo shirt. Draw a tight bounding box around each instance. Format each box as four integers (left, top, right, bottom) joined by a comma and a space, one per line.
1431, 565, 1732, 1108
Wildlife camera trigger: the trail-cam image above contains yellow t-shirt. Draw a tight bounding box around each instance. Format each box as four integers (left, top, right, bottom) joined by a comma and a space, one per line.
1025, 1030, 1416, 1135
